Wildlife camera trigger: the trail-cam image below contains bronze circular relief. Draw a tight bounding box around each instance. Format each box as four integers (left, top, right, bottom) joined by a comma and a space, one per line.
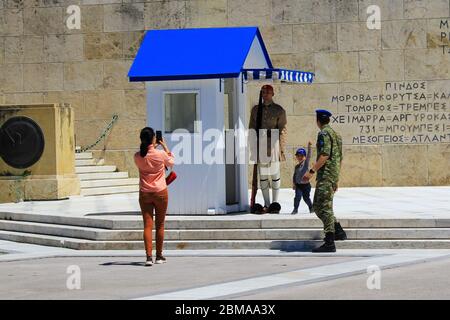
0, 116, 45, 169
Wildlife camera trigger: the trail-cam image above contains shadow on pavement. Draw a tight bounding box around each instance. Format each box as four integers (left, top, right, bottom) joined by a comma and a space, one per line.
100, 261, 146, 267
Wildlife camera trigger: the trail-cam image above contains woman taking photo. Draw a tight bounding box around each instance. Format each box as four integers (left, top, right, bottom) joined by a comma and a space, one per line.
134, 127, 174, 266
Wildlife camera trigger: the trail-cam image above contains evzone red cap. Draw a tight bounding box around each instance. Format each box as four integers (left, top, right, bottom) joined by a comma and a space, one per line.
261, 84, 274, 93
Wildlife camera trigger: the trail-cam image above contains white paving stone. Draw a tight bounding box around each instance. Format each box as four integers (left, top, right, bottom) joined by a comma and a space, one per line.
0, 187, 448, 219
135, 250, 450, 300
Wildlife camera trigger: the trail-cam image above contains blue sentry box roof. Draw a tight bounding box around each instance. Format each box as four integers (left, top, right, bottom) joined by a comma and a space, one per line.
128, 27, 273, 82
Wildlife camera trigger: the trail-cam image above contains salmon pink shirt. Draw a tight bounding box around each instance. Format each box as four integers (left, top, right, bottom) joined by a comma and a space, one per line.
134, 145, 175, 193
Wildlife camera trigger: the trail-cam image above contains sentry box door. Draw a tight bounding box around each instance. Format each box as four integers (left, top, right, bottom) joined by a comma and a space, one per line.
146, 78, 248, 215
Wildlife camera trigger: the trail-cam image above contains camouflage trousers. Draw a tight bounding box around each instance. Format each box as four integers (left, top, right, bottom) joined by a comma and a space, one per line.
313, 179, 337, 233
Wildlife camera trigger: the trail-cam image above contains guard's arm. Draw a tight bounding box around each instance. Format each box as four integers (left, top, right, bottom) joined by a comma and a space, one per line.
249, 106, 257, 130
278, 109, 287, 160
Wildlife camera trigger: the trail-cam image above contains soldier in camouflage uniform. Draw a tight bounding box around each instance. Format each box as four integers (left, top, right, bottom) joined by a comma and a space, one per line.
304, 109, 347, 252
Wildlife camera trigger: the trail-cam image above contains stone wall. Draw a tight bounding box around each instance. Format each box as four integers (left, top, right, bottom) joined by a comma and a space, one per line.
1, 0, 449, 187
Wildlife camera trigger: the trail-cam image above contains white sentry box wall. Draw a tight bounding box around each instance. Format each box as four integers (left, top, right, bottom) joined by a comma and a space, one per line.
146, 77, 249, 215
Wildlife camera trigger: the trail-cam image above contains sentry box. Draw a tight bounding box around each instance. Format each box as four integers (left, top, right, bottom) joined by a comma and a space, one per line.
128, 27, 313, 215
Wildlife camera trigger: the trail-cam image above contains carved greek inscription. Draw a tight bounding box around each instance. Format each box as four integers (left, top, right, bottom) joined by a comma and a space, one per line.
331, 81, 450, 145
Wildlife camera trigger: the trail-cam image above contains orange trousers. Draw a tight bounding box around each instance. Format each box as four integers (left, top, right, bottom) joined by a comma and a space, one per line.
139, 189, 168, 257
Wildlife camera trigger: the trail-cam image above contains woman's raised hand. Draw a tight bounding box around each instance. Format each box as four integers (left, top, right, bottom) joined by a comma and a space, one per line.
159, 138, 170, 154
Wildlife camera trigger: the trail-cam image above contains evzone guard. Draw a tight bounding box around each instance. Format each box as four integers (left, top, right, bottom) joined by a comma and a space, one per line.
249, 85, 287, 214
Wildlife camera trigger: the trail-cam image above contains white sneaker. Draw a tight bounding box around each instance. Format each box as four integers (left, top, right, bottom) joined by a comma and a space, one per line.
145, 256, 153, 267
155, 256, 167, 264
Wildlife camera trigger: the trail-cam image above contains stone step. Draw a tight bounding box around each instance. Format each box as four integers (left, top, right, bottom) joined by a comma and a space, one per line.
0, 212, 117, 229
2, 219, 450, 242
1, 230, 450, 250
0, 220, 119, 241
80, 185, 139, 196
75, 152, 93, 160
77, 172, 129, 181
1, 212, 450, 231
75, 165, 117, 174
75, 159, 97, 166
80, 178, 139, 189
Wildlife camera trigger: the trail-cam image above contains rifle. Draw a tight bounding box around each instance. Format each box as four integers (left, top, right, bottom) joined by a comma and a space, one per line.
250, 90, 264, 213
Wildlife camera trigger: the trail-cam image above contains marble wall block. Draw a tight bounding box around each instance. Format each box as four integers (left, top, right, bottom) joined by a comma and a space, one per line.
228, 0, 271, 26
359, 50, 405, 82
23, 63, 64, 91
185, 0, 227, 28
23, 7, 64, 35
382, 144, 429, 186
4, 36, 44, 63
404, 0, 449, 19
63, 61, 103, 91
381, 20, 427, 49
337, 22, 381, 51
339, 145, 383, 187
103, 3, 144, 32
313, 0, 359, 23
0, 63, 23, 92
405, 48, 450, 80
83, 89, 124, 120
271, 0, 314, 24
427, 144, 450, 185
144, 0, 185, 29
259, 25, 293, 54
0, 8, 23, 35
0, 37, 3, 63
84, 32, 122, 60
123, 30, 145, 59
123, 89, 147, 120
293, 83, 338, 115
314, 52, 359, 83
44, 34, 84, 62
293, 23, 337, 52
103, 60, 144, 90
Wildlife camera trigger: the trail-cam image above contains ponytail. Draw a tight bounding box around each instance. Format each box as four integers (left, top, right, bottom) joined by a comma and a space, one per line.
139, 127, 155, 157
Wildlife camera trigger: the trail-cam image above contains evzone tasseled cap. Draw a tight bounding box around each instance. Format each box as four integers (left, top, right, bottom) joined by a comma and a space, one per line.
261, 84, 274, 93
315, 109, 332, 119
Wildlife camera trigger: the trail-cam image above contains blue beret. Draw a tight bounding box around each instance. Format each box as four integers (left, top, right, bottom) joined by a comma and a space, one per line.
315, 109, 332, 118
295, 148, 306, 156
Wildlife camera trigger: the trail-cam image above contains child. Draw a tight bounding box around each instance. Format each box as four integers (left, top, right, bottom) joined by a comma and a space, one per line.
292, 142, 313, 214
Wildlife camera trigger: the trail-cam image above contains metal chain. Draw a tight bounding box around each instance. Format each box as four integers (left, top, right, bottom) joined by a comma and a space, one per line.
76, 114, 119, 153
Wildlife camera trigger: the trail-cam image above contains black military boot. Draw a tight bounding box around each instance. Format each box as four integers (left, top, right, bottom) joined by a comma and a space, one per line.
312, 232, 336, 253
267, 202, 281, 214
334, 222, 347, 241
251, 203, 265, 214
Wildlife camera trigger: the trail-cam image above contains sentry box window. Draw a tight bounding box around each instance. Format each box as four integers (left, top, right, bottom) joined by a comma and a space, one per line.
164, 92, 199, 133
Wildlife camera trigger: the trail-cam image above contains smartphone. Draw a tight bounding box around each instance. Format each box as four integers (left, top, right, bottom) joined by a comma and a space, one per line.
156, 130, 162, 143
